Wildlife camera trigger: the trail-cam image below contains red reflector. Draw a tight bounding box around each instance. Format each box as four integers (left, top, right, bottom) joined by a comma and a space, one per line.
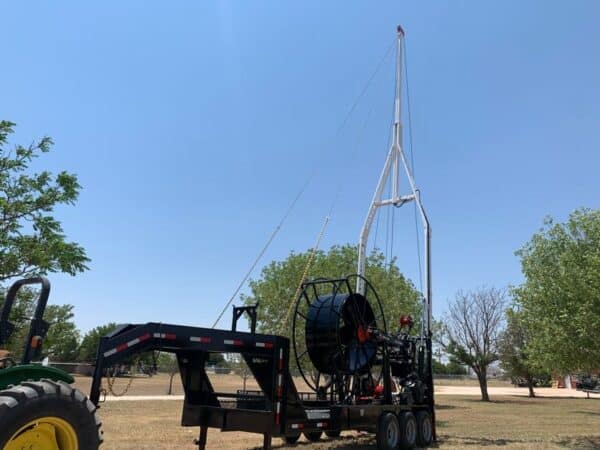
30, 336, 42, 349
164, 333, 176, 340
400, 315, 414, 327
139, 333, 151, 342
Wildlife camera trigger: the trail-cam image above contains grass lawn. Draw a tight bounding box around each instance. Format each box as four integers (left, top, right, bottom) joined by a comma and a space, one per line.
97, 395, 600, 449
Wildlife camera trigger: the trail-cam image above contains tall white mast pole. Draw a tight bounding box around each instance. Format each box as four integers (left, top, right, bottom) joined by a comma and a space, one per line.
356, 25, 431, 335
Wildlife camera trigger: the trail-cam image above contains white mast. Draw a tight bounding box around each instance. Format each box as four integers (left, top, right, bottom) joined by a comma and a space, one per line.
356, 25, 432, 336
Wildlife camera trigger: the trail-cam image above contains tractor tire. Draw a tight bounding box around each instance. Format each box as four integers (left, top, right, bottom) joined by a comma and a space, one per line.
415, 410, 433, 447
376, 412, 400, 450
303, 431, 323, 442
398, 411, 417, 449
325, 430, 341, 438
284, 433, 301, 444
0, 379, 102, 450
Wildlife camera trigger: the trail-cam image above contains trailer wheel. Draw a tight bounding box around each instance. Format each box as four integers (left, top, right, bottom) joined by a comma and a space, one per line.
398, 411, 417, 449
325, 430, 341, 438
284, 433, 301, 444
376, 412, 400, 450
415, 410, 433, 447
0, 379, 102, 450
303, 431, 323, 442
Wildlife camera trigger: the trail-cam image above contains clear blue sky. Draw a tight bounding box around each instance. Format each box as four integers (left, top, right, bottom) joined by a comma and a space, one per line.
1, 2, 598, 332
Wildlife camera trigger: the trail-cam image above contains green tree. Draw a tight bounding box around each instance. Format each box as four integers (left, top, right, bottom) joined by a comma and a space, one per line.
0, 121, 89, 359
0, 121, 89, 280
513, 209, 600, 374
498, 309, 548, 398
433, 359, 468, 376
242, 244, 422, 336
78, 323, 118, 362
43, 304, 80, 362
440, 287, 506, 401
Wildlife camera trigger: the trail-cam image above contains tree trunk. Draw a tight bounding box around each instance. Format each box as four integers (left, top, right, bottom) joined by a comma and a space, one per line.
168, 372, 175, 395
476, 368, 490, 401
527, 376, 536, 398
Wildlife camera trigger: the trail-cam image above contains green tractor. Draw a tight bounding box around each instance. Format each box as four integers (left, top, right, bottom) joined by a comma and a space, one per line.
0, 277, 102, 450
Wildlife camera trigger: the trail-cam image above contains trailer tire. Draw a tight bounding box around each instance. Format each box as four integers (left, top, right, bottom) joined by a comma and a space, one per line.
284, 433, 301, 444
415, 410, 433, 447
0, 379, 102, 450
376, 412, 400, 450
325, 430, 341, 438
398, 411, 417, 449
303, 431, 323, 442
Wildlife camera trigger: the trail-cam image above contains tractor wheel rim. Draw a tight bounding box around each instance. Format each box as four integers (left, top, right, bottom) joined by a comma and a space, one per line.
386, 420, 399, 446
5, 416, 78, 450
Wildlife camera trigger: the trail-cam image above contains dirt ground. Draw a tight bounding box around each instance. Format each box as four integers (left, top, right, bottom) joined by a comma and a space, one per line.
95, 396, 600, 450
73, 374, 600, 449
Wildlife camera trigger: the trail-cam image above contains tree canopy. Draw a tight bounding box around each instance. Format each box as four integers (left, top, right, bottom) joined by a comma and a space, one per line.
513, 208, 600, 374
0, 120, 89, 360
243, 244, 422, 337
0, 121, 89, 280
498, 308, 548, 397
78, 323, 118, 362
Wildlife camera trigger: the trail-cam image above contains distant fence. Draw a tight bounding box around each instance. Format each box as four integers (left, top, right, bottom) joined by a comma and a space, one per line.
434, 374, 505, 381
32, 361, 95, 376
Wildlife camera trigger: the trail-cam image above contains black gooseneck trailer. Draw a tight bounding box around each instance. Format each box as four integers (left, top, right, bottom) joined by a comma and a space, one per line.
90, 276, 435, 450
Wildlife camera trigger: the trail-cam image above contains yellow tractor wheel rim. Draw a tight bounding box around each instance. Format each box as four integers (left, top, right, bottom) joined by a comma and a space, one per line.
4, 416, 78, 450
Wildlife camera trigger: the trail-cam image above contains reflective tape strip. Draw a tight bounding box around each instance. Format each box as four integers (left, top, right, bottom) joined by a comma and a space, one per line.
279, 348, 283, 370
116, 343, 128, 352
190, 336, 211, 343
291, 424, 304, 430
153, 333, 176, 340
277, 374, 283, 397
255, 342, 274, 349
275, 401, 281, 425
224, 339, 243, 346
316, 422, 328, 428
103, 332, 152, 357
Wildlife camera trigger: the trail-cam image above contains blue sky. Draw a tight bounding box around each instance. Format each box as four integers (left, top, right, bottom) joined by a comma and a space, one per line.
1, 2, 598, 332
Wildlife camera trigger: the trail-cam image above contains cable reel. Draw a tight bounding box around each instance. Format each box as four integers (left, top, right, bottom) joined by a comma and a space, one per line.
292, 275, 387, 399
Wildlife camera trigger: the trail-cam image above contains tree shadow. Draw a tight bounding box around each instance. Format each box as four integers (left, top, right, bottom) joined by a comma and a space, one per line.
554, 436, 600, 449
435, 403, 465, 410
252, 434, 375, 450
442, 435, 527, 447
571, 410, 600, 417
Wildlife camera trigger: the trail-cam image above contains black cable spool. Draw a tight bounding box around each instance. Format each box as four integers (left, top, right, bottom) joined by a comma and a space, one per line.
306, 292, 377, 375
292, 275, 386, 394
